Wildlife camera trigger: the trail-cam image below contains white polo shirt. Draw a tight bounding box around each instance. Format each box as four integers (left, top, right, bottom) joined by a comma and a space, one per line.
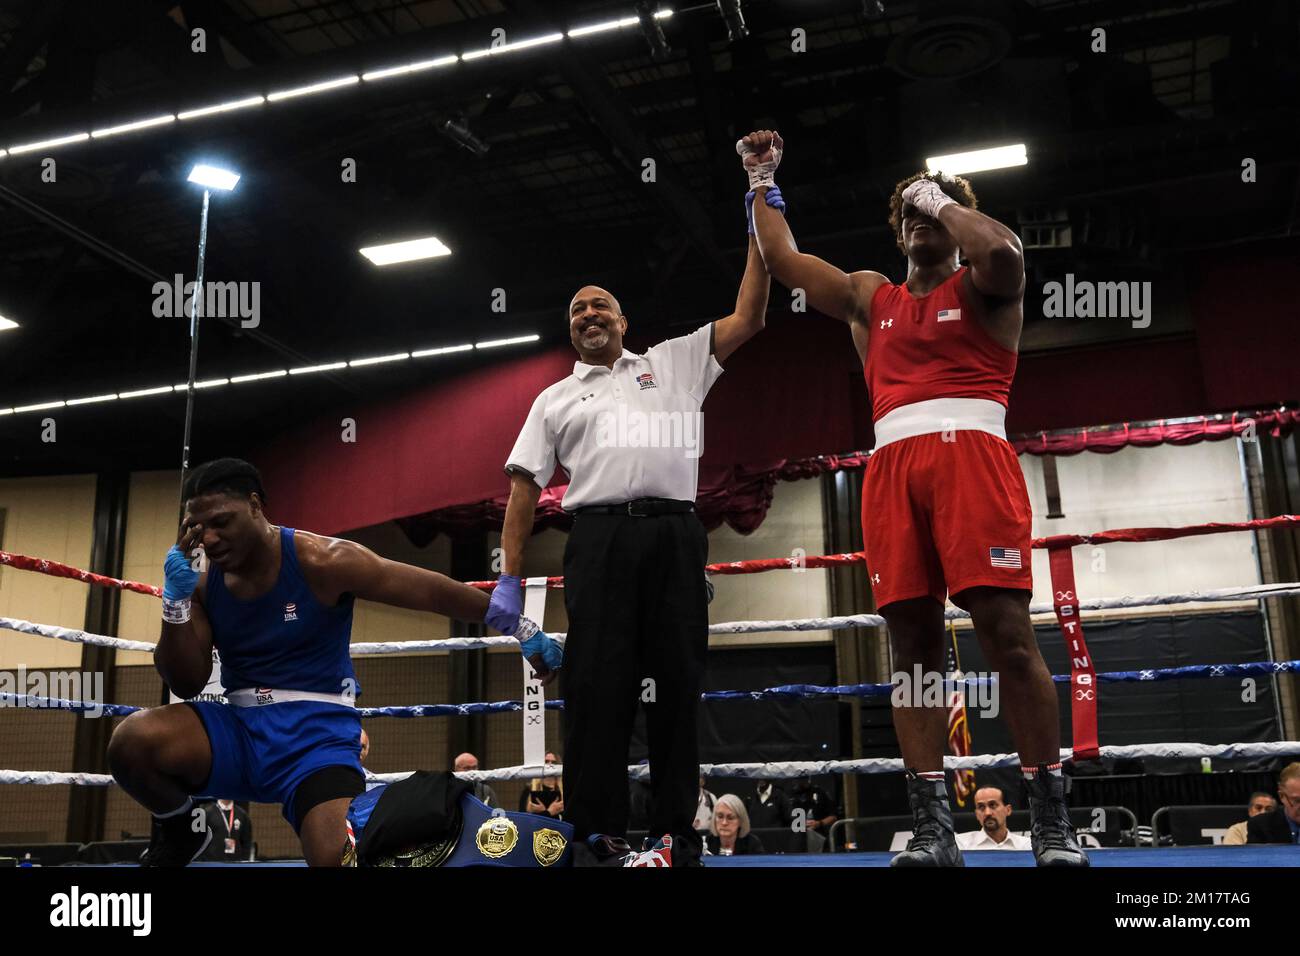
956, 828, 1032, 850
505, 324, 723, 511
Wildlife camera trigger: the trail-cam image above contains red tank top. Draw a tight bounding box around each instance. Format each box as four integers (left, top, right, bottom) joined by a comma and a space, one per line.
864, 266, 1017, 422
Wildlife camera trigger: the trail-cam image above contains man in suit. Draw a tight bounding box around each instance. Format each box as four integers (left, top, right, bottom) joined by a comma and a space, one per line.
1247, 762, 1300, 845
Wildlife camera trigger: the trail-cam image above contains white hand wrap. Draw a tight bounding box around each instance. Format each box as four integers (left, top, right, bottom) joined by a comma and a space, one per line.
514, 616, 540, 643
736, 137, 782, 191
901, 178, 957, 220
162, 596, 192, 624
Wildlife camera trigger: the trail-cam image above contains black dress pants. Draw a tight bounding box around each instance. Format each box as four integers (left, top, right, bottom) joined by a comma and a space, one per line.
560, 509, 709, 862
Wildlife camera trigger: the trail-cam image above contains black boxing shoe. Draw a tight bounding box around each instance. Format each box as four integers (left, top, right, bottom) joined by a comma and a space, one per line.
139, 804, 211, 867
1024, 765, 1090, 868
890, 770, 964, 867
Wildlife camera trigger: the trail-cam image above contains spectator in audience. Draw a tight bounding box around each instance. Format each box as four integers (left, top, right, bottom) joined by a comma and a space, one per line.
453, 752, 499, 809
705, 794, 765, 856
791, 775, 838, 834
693, 775, 718, 831
519, 751, 565, 819
199, 798, 253, 862
745, 779, 792, 828
1223, 792, 1277, 845
956, 786, 1031, 850
359, 728, 369, 764
1248, 762, 1300, 845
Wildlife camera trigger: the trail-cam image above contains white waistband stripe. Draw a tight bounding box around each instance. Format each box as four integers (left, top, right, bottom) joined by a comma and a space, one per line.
872, 398, 1007, 450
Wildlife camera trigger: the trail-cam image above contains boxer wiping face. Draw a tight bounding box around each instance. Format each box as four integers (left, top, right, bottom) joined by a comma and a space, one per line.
900, 200, 959, 266
180, 490, 271, 573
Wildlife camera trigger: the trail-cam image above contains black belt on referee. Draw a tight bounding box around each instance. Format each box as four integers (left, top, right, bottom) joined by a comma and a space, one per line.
574, 497, 695, 517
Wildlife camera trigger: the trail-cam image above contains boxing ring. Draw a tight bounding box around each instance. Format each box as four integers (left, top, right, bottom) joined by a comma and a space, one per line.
2, 513, 1300, 867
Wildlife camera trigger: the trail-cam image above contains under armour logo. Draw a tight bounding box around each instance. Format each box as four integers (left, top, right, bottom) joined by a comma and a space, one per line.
879, 319, 893, 330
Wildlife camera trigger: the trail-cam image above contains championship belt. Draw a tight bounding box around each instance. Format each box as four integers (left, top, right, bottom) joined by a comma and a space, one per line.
346, 775, 573, 868
442, 794, 573, 868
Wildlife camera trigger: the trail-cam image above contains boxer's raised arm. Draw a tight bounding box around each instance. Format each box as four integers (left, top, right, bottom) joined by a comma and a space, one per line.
156, 527, 216, 697
711, 236, 769, 364
938, 204, 1024, 299
752, 189, 882, 325
156, 591, 214, 698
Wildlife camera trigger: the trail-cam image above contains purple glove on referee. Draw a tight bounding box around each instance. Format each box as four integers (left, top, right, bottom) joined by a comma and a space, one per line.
485, 573, 522, 635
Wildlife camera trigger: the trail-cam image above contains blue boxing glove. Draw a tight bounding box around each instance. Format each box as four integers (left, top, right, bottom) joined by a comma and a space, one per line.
162, 544, 199, 623
516, 617, 563, 681
745, 185, 787, 236
485, 573, 523, 635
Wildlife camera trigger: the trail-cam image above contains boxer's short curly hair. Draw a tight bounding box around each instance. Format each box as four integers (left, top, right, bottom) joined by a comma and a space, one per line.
888, 171, 978, 253
183, 457, 266, 503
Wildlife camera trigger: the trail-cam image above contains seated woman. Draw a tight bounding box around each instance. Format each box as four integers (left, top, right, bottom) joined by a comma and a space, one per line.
704, 794, 765, 856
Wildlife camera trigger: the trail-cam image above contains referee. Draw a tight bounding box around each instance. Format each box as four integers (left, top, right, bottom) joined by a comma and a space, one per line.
488, 226, 771, 865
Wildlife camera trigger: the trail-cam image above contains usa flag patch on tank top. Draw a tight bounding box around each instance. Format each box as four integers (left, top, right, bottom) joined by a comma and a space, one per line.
937, 308, 961, 322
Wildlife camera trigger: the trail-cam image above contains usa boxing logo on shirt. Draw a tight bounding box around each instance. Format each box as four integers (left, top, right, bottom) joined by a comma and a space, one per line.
283, 602, 299, 622
636, 372, 657, 390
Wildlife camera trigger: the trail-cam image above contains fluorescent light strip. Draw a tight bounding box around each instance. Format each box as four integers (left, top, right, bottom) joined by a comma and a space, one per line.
0, 316, 18, 331
230, 369, 288, 384
6, 132, 89, 155
266, 75, 360, 102
120, 386, 176, 399
0, 9, 676, 159
476, 334, 540, 349
91, 114, 175, 139
359, 236, 452, 265
9, 337, 539, 412
925, 143, 1028, 176
348, 353, 410, 367
412, 343, 474, 358
462, 32, 565, 60
568, 16, 639, 37
289, 362, 348, 376
178, 96, 266, 120
362, 55, 459, 82
172, 378, 229, 390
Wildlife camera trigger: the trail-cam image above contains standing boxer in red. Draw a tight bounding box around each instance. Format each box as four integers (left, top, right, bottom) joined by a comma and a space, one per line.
743, 130, 1086, 867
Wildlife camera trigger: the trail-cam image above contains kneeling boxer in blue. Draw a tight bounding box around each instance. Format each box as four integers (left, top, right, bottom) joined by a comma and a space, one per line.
108, 458, 562, 867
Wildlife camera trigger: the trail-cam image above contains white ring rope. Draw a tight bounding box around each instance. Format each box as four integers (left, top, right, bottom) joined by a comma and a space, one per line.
7, 742, 1300, 787
4, 582, 1298, 655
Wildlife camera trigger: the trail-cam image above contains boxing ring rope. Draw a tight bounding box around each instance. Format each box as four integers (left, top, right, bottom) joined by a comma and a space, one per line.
9, 741, 1300, 790
7, 581, 1300, 655
2, 513, 1299, 791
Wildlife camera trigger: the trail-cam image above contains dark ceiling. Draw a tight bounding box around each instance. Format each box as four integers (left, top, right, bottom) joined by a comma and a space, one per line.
0, 0, 1297, 476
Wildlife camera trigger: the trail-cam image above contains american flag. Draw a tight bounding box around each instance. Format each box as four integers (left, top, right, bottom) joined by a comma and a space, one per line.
946, 643, 976, 807
989, 547, 1022, 569
937, 308, 961, 322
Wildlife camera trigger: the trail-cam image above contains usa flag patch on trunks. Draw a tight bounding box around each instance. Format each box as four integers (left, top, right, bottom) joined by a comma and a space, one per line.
990, 547, 1022, 569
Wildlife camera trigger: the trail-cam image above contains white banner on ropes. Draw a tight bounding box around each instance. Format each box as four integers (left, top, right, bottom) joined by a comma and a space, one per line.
521, 577, 549, 768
